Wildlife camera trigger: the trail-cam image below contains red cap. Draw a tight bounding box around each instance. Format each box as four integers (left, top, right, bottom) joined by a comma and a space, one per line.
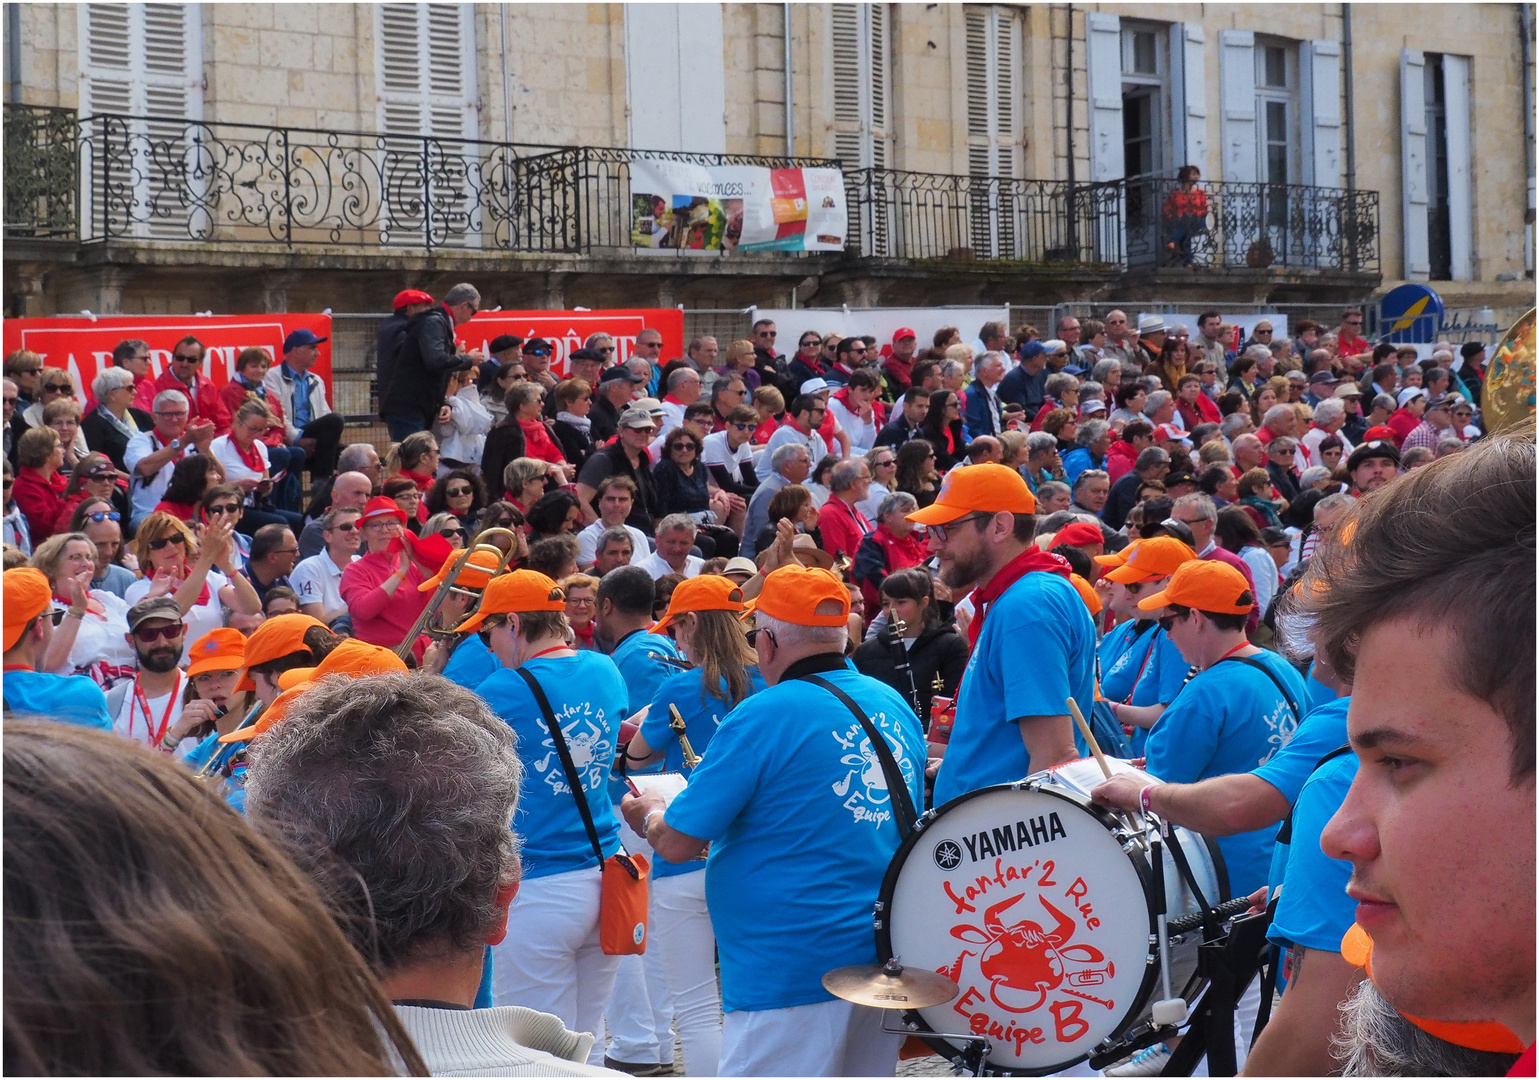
892, 327, 917, 343
359, 495, 407, 525
1152, 422, 1191, 443
1053, 522, 1105, 548
393, 288, 433, 310
1363, 424, 1397, 442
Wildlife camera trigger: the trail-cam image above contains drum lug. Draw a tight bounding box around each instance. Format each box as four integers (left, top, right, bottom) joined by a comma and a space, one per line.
873, 900, 885, 913
1122, 838, 1139, 853
873, 919, 884, 931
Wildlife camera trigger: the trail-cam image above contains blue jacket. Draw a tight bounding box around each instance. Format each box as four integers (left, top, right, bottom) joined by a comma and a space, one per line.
963, 383, 1002, 438
998, 364, 1049, 419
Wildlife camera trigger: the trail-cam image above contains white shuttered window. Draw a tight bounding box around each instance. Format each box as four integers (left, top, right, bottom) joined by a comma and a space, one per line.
830, 3, 889, 169
965, 6, 1020, 179
376, 4, 477, 139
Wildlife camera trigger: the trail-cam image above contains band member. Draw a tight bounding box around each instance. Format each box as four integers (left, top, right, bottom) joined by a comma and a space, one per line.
167, 627, 252, 759
455, 570, 628, 1066
418, 548, 503, 688
622, 565, 924, 1077
596, 565, 686, 715
909, 464, 1096, 805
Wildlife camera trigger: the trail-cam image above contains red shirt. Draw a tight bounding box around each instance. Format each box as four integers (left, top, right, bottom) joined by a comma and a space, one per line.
134, 368, 206, 418
13, 467, 68, 546
816, 495, 873, 564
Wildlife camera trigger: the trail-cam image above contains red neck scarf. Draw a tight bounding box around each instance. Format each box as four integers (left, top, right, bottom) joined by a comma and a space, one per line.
572, 621, 596, 648
233, 436, 265, 475
966, 546, 1073, 648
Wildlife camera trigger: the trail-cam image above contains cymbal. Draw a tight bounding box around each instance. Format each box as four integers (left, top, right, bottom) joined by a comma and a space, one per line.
822, 957, 959, 1009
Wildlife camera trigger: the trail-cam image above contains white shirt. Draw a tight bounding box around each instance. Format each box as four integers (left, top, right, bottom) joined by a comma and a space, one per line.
576, 521, 650, 566
124, 431, 197, 527
764, 422, 830, 470
208, 434, 270, 486
434, 386, 494, 465
635, 549, 703, 580
701, 431, 754, 484
113, 669, 187, 748
827, 396, 877, 453
56, 590, 137, 679
1299, 425, 1352, 470
289, 550, 352, 615
124, 568, 231, 664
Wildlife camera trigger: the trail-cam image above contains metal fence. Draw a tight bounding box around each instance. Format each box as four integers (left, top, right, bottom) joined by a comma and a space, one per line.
3, 104, 78, 239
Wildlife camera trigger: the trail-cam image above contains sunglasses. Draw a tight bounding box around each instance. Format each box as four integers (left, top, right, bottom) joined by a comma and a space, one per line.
147, 534, 187, 551
44, 383, 74, 395
800, 339, 820, 348
757, 330, 777, 338
207, 502, 241, 516
172, 354, 200, 364
596, 346, 615, 354
731, 422, 757, 432
524, 348, 550, 357
1157, 613, 1183, 632
745, 626, 777, 647
132, 623, 185, 643
85, 510, 121, 523
671, 443, 698, 453
480, 613, 510, 631
327, 521, 359, 533
438, 527, 469, 541
445, 486, 473, 498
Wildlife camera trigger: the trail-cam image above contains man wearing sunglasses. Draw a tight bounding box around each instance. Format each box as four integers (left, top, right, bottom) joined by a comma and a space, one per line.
242, 524, 300, 607
522, 337, 558, 396
1, 567, 112, 729
101, 596, 188, 749
379, 282, 482, 441
291, 506, 360, 625
83, 508, 136, 600
133, 335, 211, 417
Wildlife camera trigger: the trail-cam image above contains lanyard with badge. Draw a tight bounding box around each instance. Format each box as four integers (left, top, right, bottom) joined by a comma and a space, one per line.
132, 672, 181, 747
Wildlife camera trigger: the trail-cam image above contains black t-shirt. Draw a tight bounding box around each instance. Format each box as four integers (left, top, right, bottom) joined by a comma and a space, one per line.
578, 442, 658, 534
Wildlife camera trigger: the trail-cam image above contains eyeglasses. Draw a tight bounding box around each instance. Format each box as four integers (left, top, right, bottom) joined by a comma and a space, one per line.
671, 443, 698, 454
1157, 612, 1186, 632
132, 623, 185, 643
84, 510, 121, 523
1343, 320, 1362, 327
756, 330, 777, 338
44, 383, 74, 395
172, 353, 200, 364
445, 485, 473, 498
207, 502, 241, 516
731, 422, 757, 432
437, 527, 469, 541
479, 613, 510, 631
929, 512, 992, 542
154, 410, 189, 420
745, 626, 778, 647
147, 534, 187, 551
799, 339, 820, 348
874, 458, 896, 468
595, 346, 616, 354
328, 521, 359, 533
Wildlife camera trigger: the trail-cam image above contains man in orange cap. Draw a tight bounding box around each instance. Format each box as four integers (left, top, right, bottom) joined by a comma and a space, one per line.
909, 462, 1097, 805
621, 563, 924, 1077
457, 569, 630, 1063
1, 567, 111, 729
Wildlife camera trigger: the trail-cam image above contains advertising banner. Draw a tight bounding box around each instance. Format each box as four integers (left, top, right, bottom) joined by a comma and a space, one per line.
460, 308, 685, 380
751, 307, 1012, 367
2, 314, 333, 398
631, 160, 846, 253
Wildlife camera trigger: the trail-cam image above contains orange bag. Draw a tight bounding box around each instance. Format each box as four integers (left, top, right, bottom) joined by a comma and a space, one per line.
600, 851, 651, 955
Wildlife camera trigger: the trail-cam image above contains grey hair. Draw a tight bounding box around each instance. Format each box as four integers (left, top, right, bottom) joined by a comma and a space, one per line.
337, 443, 378, 473
626, 357, 652, 378
1091, 359, 1122, 383
1315, 492, 1357, 518
584, 332, 615, 349
666, 367, 699, 393
91, 365, 135, 402
656, 512, 697, 538
1430, 348, 1455, 364
1172, 492, 1218, 522
1044, 372, 1078, 398
1221, 413, 1253, 439
245, 672, 522, 973
755, 609, 847, 651
1025, 431, 1058, 455
830, 459, 865, 492
597, 525, 634, 552
1263, 403, 1297, 428
1313, 398, 1346, 424
1135, 446, 1170, 471
1232, 432, 1264, 453
1036, 480, 1071, 504
1143, 390, 1172, 417
1371, 393, 1397, 413
770, 441, 810, 474
1076, 419, 1110, 447
1399, 446, 1435, 469
1035, 509, 1100, 537
877, 490, 918, 519
1072, 468, 1109, 493
977, 351, 1007, 373
1332, 978, 1519, 1077
1435, 436, 1465, 457
939, 359, 965, 378
1298, 465, 1332, 488
1079, 380, 1103, 401
442, 282, 480, 308
1244, 344, 1273, 363
152, 389, 188, 412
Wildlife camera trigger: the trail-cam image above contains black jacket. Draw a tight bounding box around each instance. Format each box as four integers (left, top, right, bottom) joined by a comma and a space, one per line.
578, 442, 659, 535
852, 621, 969, 728
479, 420, 527, 503
380, 305, 472, 428
1102, 470, 1143, 531
375, 311, 410, 409
551, 419, 593, 473
590, 396, 620, 446
80, 406, 153, 473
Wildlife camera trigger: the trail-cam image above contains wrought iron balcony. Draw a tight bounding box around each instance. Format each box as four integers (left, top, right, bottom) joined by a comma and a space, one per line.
2, 105, 1379, 278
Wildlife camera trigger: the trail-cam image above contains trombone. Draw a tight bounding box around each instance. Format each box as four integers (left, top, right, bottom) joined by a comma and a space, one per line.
395, 526, 520, 660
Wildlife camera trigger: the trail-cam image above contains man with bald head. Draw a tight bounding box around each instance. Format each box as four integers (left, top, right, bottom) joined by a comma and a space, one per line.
1231, 433, 1266, 474
297, 470, 373, 558
1102, 310, 1136, 362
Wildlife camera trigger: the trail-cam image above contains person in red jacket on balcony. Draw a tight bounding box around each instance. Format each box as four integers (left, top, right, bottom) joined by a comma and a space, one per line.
815, 457, 874, 566
1161, 165, 1209, 268
133, 336, 210, 418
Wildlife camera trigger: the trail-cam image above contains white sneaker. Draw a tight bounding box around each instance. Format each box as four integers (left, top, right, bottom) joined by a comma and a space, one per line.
1104, 1043, 1173, 1077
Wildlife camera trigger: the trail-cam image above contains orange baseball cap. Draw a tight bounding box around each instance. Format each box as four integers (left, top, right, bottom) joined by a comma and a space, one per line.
1069, 573, 1103, 616
1104, 536, 1196, 585
234, 613, 326, 691
906, 463, 1036, 525
1093, 542, 1134, 569
752, 565, 850, 627
218, 681, 312, 744
186, 627, 247, 678
3, 568, 53, 652
277, 638, 408, 691
454, 569, 566, 634
653, 575, 746, 635
418, 548, 501, 594
1137, 559, 1255, 615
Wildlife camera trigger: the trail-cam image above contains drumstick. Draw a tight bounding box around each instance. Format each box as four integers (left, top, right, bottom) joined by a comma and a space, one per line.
1066, 697, 1114, 781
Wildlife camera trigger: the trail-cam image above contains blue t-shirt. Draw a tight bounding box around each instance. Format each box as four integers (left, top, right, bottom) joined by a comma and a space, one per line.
1252, 695, 1351, 805
2, 669, 113, 730
665, 664, 925, 1012
181, 732, 249, 814
609, 630, 685, 716
476, 653, 625, 879
443, 632, 499, 691
1303, 661, 1337, 713
935, 571, 1097, 806
1144, 650, 1308, 896
1099, 620, 1190, 757
638, 665, 768, 879
1266, 752, 1358, 984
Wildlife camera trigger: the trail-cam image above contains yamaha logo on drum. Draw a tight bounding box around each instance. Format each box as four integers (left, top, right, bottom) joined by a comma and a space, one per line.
953, 811, 1067, 863
933, 840, 963, 870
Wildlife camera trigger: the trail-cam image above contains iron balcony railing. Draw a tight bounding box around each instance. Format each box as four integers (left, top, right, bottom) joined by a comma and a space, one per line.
2, 105, 1379, 276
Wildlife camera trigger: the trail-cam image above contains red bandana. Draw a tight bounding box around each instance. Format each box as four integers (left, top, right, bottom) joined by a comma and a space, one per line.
234, 437, 265, 475
966, 547, 1073, 648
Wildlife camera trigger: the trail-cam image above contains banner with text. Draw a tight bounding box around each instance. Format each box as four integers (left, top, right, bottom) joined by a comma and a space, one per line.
751, 307, 1012, 367
460, 308, 685, 380
631, 160, 846, 253
2, 314, 333, 398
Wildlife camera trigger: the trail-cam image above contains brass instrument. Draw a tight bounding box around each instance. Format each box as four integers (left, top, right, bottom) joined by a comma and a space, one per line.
196, 699, 263, 778
397, 527, 520, 660
668, 703, 702, 770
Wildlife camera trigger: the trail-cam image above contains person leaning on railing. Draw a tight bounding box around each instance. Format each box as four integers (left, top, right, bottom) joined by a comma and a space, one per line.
1161, 164, 1209, 268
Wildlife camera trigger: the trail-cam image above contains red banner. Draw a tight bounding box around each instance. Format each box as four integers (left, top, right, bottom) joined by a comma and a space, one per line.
458, 308, 684, 380
2, 314, 334, 398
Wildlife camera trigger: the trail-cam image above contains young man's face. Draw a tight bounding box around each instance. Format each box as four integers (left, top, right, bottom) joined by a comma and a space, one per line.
1324, 620, 1535, 1033
599, 487, 633, 525
903, 396, 930, 425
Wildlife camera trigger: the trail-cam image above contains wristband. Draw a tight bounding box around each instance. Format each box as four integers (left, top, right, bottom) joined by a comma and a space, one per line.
1140, 784, 1157, 814
642, 809, 663, 837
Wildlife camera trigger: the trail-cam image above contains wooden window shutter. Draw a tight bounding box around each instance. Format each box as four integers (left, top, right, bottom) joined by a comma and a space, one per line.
830, 3, 889, 169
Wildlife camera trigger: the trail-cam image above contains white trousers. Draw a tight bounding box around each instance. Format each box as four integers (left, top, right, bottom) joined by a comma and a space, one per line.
649, 871, 722, 1076
605, 950, 674, 1065
719, 998, 899, 1078
494, 865, 620, 1067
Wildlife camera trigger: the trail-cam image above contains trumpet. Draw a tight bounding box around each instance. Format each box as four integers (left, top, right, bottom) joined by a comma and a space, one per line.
196, 699, 263, 779
397, 526, 520, 660
668, 703, 702, 770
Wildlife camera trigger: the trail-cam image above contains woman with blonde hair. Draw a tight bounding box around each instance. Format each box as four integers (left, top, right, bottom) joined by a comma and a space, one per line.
385, 430, 440, 525
123, 511, 260, 662
209, 397, 301, 532
29, 530, 136, 686
719, 338, 761, 391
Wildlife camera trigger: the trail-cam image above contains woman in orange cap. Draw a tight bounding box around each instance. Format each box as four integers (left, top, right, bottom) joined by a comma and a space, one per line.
163, 627, 253, 759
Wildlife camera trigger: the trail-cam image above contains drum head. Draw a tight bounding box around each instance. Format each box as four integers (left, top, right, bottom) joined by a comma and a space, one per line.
878, 784, 1157, 1075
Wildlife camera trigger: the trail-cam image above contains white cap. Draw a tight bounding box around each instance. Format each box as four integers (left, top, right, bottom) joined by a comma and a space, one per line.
799, 377, 831, 395
1397, 386, 1429, 408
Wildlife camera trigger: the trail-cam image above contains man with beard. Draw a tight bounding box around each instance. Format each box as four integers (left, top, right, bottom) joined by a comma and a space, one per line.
909, 464, 1096, 803
104, 597, 188, 749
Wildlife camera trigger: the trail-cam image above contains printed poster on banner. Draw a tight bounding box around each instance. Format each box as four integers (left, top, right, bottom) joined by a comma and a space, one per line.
459, 309, 684, 380
752, 308, 1011, 368
2, 314, 334, 399
631, 160, 845, 253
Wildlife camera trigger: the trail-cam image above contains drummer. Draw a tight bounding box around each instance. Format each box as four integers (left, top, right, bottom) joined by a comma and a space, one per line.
621, 565, 924, 1077
909, 464, 1097, 805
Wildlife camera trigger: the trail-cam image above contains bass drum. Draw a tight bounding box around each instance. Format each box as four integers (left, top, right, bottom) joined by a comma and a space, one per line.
876, 763, 1228, 1075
